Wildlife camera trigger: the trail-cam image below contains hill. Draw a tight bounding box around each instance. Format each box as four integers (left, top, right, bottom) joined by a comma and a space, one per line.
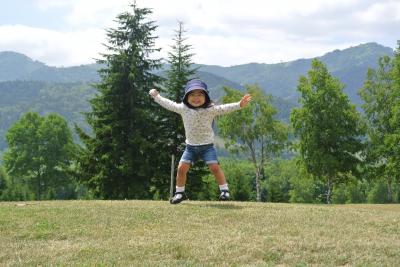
196, 42, 394, 104
0, 43, 394, 104
0, 200, 399, 266
0, 43, 394, 152
0, 81, 94, 150
0, 51, 99, 82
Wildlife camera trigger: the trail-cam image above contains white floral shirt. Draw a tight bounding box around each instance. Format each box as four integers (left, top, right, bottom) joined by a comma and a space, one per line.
153, 94, 241, 145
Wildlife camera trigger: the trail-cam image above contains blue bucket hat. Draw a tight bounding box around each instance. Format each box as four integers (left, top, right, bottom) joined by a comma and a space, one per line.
182, 79, 211, 108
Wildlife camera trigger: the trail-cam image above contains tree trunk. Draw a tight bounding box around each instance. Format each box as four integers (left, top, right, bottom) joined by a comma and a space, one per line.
37, 172, 41, 201
386, 176, 393, 203
249, 145, 261, 202
255, 167, 261, 202
326, 178, 333, 204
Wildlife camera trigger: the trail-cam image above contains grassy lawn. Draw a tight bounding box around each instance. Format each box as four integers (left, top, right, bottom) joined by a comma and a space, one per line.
0, 200, 399, 266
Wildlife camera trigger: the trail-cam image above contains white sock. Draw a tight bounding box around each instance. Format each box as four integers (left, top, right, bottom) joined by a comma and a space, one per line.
176, 186, 185, 193
219, 184, 229, 191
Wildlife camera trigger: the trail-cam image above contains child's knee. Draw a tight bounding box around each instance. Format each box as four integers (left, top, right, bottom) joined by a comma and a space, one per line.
177, 163, 190, 175
208, 163, 220, 173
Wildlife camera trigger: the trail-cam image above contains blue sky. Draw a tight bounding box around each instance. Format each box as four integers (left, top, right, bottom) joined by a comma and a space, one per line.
1, 0, 399, 67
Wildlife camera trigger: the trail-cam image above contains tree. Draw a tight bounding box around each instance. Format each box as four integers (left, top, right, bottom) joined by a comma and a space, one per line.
76, 3, 162, 199
0, 165, 7, 197
217, 85, 289, 202
291, 59, 364, 204
359, 55, 397, 202
3, 112, 75, 200
388, 41, 400, 200
150, 21, 205, 199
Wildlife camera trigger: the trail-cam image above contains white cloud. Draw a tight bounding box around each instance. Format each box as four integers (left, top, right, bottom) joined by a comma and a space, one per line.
1, 0, 398, 67
0, 25, 105, 66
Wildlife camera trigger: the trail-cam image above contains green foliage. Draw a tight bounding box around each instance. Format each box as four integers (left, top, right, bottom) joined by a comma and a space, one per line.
3, 112, 76, 200
367, 178, 389, 204
76, 4, 162, 199
291, 59, 364, 203
359, 41, 400, 202
217, 85, 289, 201
263, 159, 297, 202
0, 165, 7, 195
288, 160, 324, 203
0, 81, 94, 150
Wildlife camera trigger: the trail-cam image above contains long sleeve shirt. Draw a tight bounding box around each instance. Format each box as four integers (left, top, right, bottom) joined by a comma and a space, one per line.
153, 94, 241, 145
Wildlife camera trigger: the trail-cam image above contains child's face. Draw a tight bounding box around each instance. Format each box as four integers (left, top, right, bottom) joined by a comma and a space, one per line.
187, 90, 206, 107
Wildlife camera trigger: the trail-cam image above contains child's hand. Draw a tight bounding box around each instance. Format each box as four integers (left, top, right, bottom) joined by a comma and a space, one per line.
149, 89, 159, 97
240, 94, 251, 108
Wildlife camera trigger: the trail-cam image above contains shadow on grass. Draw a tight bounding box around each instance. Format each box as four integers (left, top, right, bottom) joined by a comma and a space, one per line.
186, 202, 243, 210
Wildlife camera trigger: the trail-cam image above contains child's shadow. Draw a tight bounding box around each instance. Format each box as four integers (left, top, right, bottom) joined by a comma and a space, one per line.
193, 202, 243, 210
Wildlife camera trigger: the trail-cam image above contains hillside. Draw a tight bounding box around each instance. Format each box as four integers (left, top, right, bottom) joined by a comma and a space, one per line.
0, 51, 99, 82
196, 42, 394, 104
0, 81, 94, 150
0, 43, 394, 152
0, 43, 394, 103
0, 200, 399, 266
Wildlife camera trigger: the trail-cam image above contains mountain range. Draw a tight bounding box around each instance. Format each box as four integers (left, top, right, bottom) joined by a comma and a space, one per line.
0, 42, 395, 152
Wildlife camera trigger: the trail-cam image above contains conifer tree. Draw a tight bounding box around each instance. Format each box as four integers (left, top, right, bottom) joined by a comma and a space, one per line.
150, 21, 207, 199
76, 3, 162, 199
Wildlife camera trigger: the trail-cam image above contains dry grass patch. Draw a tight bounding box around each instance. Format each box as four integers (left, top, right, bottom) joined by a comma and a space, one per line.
0, 201, 399, 266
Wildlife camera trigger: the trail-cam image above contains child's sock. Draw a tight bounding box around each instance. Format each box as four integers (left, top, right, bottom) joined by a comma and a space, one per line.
219, 183, 229, 191
176, 186, 185, 193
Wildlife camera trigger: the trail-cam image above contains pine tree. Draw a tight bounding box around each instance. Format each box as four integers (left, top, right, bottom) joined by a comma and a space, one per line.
150, 21, 207, 199
76, 3, 162, 199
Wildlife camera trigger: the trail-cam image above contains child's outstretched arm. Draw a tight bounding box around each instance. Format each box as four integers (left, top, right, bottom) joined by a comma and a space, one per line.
149, 89, 183, 114
213, 94, 252, 116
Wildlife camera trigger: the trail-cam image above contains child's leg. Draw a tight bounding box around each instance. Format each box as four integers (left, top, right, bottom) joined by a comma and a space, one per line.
208, 163, 230, 200
170, 162, 191, 204
176, 162, 191, 187
208, 163, 227, 185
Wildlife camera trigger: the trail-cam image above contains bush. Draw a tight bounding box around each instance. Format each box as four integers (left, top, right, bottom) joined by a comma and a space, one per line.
367, 178, 388, 203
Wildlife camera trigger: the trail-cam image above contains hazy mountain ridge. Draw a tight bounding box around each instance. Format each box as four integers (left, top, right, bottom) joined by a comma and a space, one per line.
0, 43, 394, 152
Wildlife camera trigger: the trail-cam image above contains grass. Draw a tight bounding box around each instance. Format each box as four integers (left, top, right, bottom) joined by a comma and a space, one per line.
0, 200, 399, 266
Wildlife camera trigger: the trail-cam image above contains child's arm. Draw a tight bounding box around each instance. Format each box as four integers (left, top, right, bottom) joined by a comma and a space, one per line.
213, 94, 252, 116
149, 89, 183, 114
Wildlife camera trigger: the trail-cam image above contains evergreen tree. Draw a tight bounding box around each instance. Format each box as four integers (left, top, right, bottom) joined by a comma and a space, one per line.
76, 3, 162, 199
150, 21, 207, 199
291, 59, 364, 203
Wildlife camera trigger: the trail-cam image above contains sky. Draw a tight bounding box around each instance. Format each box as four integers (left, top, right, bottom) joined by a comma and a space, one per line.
0, 0, 399, 67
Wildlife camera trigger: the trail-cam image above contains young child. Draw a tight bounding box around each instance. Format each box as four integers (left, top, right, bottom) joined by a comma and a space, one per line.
149, 79, 251, 204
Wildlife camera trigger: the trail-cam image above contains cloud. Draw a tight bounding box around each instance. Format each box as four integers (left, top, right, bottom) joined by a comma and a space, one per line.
2, 0, 398, 66
0, 24, 105, 66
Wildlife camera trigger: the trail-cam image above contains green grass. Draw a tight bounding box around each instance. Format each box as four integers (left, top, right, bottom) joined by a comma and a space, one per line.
1, 201, 399, 266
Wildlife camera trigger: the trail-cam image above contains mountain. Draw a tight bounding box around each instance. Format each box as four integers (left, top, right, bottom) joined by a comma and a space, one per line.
1, 42, 393, 104
0, 43, 395, 153
0, 51, 99, 82
195, 42, 394, 104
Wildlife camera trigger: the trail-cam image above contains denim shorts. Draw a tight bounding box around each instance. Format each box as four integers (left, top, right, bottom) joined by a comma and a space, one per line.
179, 144, 218, 165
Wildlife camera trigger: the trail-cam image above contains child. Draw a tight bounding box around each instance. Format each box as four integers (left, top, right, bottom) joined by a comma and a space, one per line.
149, 79, 251, 204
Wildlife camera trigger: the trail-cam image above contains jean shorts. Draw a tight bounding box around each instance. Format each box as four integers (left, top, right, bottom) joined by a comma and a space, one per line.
179, 144, 218, 165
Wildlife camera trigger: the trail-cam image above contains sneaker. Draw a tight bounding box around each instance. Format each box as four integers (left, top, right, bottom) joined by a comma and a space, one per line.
170, 192, 187, 204
219, 190, 230, 201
